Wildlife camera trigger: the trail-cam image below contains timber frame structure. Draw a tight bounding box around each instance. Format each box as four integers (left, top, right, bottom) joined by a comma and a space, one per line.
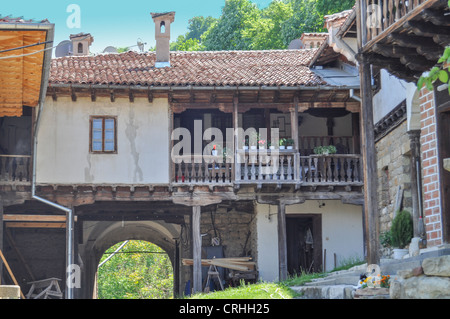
356, 0, 450, 264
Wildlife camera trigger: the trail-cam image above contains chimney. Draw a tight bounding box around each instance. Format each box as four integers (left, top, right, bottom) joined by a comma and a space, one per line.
70, 33, 94, 56
151, 12, 175, 68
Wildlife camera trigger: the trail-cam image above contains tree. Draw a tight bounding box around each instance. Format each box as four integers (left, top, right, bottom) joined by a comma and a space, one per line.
316, 0, 355, 15
186, 16, 217, 41
202, 0, 261, 51
242, 0, 294, 50
97, 240, 173, 299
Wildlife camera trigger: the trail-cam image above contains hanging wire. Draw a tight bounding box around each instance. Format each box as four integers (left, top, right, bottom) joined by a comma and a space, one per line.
0, 40, 53, 54
0, 43, 56, 60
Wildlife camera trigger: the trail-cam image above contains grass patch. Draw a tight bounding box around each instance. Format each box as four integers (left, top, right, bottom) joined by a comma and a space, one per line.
186, 257, 367, 299
188, 281, 300, 299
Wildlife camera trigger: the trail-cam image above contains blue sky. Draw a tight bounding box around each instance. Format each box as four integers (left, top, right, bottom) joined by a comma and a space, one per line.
1, 0, 273, 54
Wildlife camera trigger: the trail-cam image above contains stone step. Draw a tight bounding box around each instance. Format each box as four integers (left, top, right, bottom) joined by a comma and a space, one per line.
305, 275, 361, 286
291, 284, 355, 299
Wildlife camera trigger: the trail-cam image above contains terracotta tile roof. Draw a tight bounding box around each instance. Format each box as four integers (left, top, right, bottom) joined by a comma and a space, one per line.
49, 49, 327, 88
0, 15, 50, 24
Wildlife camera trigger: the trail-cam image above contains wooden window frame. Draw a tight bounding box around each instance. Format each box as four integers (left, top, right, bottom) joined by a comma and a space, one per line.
89, 116, 117, 154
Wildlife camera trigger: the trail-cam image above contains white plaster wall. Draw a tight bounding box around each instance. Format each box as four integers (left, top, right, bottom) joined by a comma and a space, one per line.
373, 69, 417, 123
255, 200, 364, 281
36, 96, 170, 184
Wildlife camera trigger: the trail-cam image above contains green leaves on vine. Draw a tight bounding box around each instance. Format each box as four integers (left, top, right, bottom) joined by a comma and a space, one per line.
418, 46, 450, 94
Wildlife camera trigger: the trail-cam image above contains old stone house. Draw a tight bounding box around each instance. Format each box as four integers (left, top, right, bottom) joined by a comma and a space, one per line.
353, 0, 450, 259
1, 10, 369, 298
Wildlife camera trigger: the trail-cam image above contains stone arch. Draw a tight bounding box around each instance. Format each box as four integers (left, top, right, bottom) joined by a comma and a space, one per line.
78, 220, 183, 298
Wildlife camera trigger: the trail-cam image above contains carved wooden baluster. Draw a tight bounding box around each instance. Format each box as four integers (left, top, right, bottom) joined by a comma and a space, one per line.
287, 155, 292, 180
345, 158, 352, 182
333, 157, 339, 182
244, 154, 249, 181
355, 157, 361, 182
258, 154, 264, 181
250, 153, 256, 181
326, 157, 332, 182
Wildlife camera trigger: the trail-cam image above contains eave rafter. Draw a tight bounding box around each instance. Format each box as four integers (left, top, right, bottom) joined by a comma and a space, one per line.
362, 3, 450, 82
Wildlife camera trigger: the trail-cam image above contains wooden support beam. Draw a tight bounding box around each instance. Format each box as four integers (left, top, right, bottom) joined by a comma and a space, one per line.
192, 206, 202, 294
6, 222, 66, 228
358, 54, 380, 266
277, 201, 287, 281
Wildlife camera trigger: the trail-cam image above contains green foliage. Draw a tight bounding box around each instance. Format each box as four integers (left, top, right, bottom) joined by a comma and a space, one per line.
380, 230, 392, 248
170, 0, 355, 51
313, 145, 337, 154
391, 210, 413, 249
97, 240, 173, 299
418, 47, 450, 94
117, 47, 129, 53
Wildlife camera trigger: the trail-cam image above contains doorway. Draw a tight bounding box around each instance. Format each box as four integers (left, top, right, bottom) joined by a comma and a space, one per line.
286, 215, 322, 275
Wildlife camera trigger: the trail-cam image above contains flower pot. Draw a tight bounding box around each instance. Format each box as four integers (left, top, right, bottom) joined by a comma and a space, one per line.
393, 248, 409, 260
243, 146, 249, 150
287, 146, 293, 150
250, 146, 257, 150
279, 146, 286, 150
269, 146, 275, 150
211, 150, 218, 156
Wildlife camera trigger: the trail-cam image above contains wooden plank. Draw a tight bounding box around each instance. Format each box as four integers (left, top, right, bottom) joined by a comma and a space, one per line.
5, 222, 66, 229
3, 215, 66, 222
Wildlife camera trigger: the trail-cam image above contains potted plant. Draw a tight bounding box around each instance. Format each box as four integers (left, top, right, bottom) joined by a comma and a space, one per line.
313, 145, 337, 155
249, 132, 258, 150
286, 138, 294, 149
258, 139, 266, 149
391, 210, 413, 259
279, 138, 286, 150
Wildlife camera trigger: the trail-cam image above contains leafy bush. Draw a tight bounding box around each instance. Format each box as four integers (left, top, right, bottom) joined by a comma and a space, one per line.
391, 210, 413, 249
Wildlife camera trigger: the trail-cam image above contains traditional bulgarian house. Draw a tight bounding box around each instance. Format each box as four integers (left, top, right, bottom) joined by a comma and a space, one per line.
0, 16, 55, 296
2, 10, 366, 299
354, 0, 450, 262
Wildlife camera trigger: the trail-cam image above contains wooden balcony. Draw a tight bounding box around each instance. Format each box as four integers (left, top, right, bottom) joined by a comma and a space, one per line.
360, 0, 449, 81
172, 151, 363, 189
0, 155, 31, 184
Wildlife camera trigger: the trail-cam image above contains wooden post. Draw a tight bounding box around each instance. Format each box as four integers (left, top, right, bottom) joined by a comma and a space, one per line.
290, 97, 300, 181
358, 55, 380, 266
277, 201, 288, 281
233, 96, 239, 182
357, 0, 380, 266
192, 206, 202, 293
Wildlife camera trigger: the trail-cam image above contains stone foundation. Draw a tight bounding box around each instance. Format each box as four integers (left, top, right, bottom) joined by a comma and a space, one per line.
390, 255, 450, 299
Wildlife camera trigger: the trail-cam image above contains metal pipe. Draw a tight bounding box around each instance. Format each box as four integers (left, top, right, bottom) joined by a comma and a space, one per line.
30, 26, 75, 299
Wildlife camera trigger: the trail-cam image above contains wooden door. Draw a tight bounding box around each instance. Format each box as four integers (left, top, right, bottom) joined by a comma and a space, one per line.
286, 215, 322, 275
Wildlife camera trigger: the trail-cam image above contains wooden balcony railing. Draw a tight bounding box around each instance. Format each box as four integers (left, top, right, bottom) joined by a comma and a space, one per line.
0, 155, 31, 183
172, 151, 363, 187
173, 155, 233, 184
364, 0, 427, 44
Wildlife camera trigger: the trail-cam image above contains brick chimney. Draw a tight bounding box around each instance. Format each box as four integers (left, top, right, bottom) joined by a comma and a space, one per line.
151, 12, 175, 67
70, 33, 94, 56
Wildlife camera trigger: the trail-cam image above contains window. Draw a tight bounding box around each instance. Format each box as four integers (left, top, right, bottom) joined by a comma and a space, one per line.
78, 42, 83, 54
90, 116, 117, 153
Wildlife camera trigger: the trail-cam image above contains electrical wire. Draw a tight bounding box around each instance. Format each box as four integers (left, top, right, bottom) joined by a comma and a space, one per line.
0, 40, 53, 54
0, 44, 56, 60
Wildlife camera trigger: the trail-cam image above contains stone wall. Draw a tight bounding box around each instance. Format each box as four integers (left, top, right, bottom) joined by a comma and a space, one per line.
375, 120, 413, 258
390, 255, 450, 299
199, 205, 256, 259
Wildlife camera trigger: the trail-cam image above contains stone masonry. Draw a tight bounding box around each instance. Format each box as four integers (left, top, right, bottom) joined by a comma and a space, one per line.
390, 255, 450, 299
376, 120, 413, 258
